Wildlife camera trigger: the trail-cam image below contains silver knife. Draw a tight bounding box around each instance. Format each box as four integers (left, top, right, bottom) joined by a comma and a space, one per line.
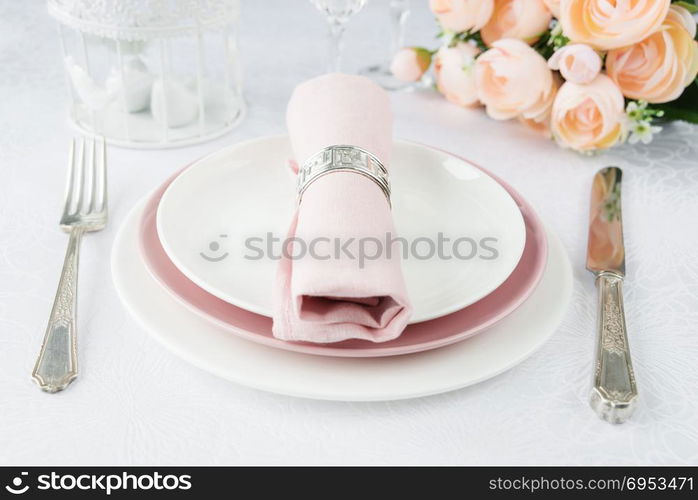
586, 167, 638, 424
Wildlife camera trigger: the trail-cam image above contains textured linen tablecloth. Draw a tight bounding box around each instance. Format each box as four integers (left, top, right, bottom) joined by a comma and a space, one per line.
1, 1, 697, 465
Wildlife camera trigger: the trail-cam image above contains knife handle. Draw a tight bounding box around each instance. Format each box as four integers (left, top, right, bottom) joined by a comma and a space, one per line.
590, 272, 638, 424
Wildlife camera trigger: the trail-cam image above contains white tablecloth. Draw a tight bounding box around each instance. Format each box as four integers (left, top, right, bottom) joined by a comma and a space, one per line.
2, 1, 697, 465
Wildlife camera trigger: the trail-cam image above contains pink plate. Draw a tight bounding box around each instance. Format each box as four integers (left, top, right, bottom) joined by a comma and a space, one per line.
138, 153, 547, 358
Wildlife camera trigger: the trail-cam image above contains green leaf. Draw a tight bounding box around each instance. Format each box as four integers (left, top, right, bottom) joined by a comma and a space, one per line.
450, 30, 485, 50
532, 29, 554, 59
672, 1, 698, 14
655, 81, 698, 124
413, 47, 434, 70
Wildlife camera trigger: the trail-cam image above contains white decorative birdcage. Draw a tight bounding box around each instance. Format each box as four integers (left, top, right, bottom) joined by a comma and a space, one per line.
48, 0, 245, 148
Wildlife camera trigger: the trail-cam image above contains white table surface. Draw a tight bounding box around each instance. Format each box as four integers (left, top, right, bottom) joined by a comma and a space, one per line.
1, 1, 697, 466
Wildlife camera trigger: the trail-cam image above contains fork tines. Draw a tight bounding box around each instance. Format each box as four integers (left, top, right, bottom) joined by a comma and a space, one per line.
62, 136, 107, 228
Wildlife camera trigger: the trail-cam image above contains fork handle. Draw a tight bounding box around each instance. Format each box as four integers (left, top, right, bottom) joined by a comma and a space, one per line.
32, 228, 84, 393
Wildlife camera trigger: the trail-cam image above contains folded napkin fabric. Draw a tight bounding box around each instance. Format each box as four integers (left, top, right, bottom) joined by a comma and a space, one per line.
272, 73, 412, 343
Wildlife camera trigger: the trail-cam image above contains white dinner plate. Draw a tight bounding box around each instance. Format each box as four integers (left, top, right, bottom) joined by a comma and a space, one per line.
113, 199, 572, 401
156, 136, 526, 323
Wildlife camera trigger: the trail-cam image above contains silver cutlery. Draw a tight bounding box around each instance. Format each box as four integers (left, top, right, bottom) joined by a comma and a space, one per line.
32, 137, 107, 393
586, 166, 637, 423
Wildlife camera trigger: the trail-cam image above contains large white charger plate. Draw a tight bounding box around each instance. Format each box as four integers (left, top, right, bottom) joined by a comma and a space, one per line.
156, 136, 526, 323
113, 199, 572, 401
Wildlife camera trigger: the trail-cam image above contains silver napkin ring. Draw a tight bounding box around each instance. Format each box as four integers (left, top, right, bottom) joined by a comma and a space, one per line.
297, 145, 391, 207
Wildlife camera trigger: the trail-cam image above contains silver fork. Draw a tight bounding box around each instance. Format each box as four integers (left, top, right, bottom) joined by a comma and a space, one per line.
32, 137, 107, 393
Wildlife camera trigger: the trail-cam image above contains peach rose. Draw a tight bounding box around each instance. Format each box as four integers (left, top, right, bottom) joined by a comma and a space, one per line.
543, 0, 560, 17
475, 38, 557, 121
429, 0, 494, 33
434, 42, 481, 106
551, 74, 626, 152
559, 0, 670, 50
480, 0, 552, 46
606, 5, 698, 103
548, 44, 602, 84
390, 47, 432, 82
519, 116, 552, 138
518, 73, 562, 137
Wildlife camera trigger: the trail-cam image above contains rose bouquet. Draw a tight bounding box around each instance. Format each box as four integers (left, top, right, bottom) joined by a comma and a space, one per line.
391, 0, 698, 152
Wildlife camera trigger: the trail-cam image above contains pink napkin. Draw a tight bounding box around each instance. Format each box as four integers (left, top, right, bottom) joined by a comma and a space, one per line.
272, 73, 412, 343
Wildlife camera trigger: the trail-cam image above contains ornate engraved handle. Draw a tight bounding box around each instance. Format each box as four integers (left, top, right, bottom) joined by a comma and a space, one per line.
590, 272, 638, 423
32, 228, 84, 393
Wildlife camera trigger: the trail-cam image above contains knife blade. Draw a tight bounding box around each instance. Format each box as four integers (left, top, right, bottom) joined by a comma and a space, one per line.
586, 167, 638, 424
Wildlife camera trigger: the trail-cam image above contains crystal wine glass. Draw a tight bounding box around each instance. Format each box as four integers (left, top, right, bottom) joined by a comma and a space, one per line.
360, 0, 411, 90
310, 0, 368, 72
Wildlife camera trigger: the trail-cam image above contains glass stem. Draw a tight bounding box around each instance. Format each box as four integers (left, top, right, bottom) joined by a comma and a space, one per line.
327, 20, 346, 73
387, 0, 410, 64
